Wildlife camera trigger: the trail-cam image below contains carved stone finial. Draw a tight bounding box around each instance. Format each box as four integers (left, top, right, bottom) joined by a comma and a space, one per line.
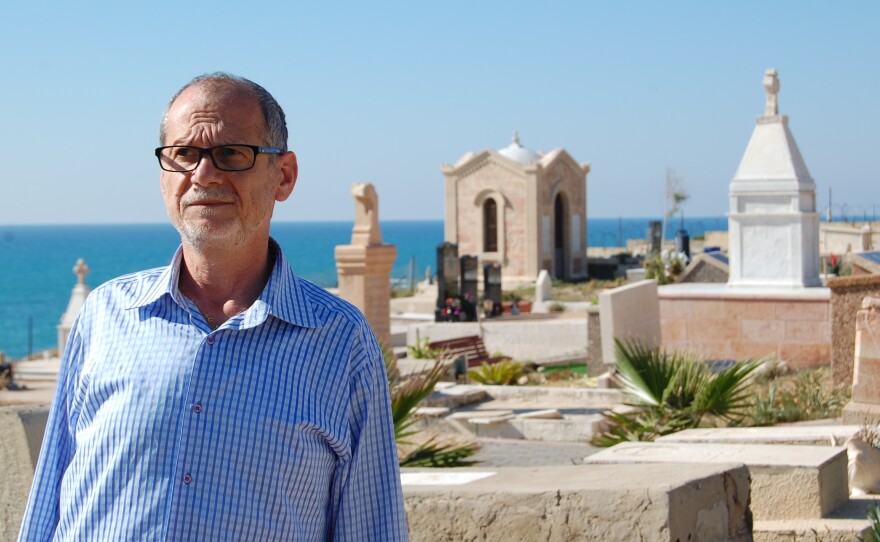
763, 69, 780, 116
73, 258, 89, 285
512, 130, 520, 146
350, 182, 382, 246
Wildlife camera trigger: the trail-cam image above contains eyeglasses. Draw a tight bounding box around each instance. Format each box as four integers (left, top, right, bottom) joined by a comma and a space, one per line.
154, 145, 284, 172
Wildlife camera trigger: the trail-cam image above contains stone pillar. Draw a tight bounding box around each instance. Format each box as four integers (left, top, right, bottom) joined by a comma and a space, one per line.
57, 258, 90, 355
843, 297, 880, 424
335, 183, 397, 348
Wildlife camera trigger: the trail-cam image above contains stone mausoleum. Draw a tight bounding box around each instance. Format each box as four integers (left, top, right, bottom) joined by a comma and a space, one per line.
442, 133, 590, 284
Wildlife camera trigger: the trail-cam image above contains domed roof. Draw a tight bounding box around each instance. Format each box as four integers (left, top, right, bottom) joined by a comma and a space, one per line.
497, 131, 541, 164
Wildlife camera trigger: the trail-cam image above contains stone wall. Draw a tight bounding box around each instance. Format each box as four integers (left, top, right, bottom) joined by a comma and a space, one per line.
659, 285, 831, 368
827, 275, 880, 388
0, 406, 47, 541
409, 318, 587, 363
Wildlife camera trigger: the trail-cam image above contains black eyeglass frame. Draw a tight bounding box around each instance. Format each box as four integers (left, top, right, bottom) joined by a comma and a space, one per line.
154, 144, 285, 172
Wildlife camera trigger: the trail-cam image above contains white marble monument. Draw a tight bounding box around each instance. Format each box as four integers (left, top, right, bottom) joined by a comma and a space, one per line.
57, 259, 90, 355
727, 69, 821, 288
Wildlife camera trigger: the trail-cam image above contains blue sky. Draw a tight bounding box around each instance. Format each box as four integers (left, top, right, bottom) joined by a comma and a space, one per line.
0, 1, 877, 224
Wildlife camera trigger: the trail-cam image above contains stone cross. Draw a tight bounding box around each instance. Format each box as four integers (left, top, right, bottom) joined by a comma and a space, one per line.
350, 182, 382, 247
73, 258, 89, 285
763, 68, 780, 116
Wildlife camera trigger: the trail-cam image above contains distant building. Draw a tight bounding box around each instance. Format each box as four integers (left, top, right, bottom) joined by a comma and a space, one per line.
442, 133, 591, 284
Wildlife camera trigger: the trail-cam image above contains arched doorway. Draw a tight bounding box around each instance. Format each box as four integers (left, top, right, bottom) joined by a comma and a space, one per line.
554, 193, 568, 279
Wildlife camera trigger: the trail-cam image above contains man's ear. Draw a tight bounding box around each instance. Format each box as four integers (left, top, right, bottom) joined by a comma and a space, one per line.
275, 151, 298, 202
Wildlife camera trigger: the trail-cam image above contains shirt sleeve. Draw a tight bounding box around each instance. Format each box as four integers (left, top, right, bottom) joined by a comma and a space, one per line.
18, 318, 84, 542
330, 330, 409, 541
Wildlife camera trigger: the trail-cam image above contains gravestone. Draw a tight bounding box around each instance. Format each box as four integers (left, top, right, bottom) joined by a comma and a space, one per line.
648, 221, 662, 254
675, 229, 690, 258
598, 280, 661, 374
843, 297, 880, 424
483, 263, 503, 317
459, 255, 479, 321
534, 269, 553, 312
435, 242, 459, 321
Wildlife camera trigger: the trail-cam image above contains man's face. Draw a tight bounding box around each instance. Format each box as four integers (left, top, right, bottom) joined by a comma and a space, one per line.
160, 84, 296, 251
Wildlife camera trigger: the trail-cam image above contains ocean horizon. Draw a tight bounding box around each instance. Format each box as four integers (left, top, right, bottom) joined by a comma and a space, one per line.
0, 217, 728, 359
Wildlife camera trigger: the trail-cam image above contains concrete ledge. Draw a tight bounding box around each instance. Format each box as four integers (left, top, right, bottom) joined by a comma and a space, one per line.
753, 494, 875, 541
657, 426, 861, 446
0, 406, 48, 541
403, 464, 753, 541
586, 442, 848, 521
659, 283, 831, 301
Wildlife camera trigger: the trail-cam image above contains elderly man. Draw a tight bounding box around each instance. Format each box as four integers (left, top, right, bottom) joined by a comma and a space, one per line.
19, 73, 408, 541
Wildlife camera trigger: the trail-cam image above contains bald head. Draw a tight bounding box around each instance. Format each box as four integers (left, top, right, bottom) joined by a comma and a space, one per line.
160, 72, 288, 151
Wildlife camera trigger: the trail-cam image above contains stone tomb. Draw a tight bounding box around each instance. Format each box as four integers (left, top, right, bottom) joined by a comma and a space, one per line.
586, 441, 848, 521
403, 463, 752, 541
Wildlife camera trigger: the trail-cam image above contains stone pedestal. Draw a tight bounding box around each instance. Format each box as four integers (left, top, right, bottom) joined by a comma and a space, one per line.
843, 297, 880, 424
335, 245, 397, 347
334, 183, 397, 348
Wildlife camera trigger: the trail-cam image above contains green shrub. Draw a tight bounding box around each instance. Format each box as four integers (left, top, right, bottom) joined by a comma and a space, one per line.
468, 359, 524, 385
384, 347, 478, 467
866, 502, 880, 542
592, 340, 760, 447
407, 337, 441, 360
746, 367, 848, 426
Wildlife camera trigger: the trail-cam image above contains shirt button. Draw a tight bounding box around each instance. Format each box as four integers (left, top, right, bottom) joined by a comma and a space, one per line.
207, 336, 215, 345
183, 473, 193, 485
192, 403, 203, 414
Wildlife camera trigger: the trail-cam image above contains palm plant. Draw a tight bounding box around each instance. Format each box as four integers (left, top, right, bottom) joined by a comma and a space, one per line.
468, 359, 524, 386
592, 339, 761, 447
866, 502, 880, 542
384, 350, 478, 467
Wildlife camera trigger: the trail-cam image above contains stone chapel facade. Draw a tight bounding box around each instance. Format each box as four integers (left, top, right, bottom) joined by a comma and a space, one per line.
442, 134, 590, 284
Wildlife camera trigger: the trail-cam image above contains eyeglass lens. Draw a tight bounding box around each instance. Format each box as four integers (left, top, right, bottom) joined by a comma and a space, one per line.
158, 146, 256, 172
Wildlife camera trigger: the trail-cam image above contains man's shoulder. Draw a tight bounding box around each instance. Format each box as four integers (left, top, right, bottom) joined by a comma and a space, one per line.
87, 266, 169, 306
293, 275, 369, 328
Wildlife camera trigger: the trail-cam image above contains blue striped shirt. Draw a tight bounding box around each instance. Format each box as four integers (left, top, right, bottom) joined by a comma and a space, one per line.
19, 242, 409, 541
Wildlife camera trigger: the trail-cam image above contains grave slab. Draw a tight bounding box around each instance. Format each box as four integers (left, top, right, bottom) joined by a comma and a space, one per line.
586, 441, 848, 521
657, 426, 861, 446
404, 463, 752, 542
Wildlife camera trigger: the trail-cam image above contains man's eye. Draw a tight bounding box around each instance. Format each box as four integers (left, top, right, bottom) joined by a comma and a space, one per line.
217, 146, 244, 157
173, 147, 196, 158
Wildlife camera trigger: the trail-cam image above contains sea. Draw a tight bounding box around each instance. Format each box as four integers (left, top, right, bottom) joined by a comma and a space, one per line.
0, 217, 727, 359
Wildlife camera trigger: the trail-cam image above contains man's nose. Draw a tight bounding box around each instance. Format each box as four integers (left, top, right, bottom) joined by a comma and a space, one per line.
189, 151, 224, 185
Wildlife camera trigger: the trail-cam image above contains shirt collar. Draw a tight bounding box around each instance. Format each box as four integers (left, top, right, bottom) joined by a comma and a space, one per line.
128, 238, 321, 329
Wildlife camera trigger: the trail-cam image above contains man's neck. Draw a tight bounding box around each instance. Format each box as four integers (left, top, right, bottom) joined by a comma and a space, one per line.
178, 239, 274, 328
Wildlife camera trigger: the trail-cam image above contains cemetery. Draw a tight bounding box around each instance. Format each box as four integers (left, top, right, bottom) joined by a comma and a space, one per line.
5, 69, 880, 540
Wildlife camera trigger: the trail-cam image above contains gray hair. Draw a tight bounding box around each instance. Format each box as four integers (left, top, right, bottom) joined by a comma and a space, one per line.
159, 72, 288, 152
